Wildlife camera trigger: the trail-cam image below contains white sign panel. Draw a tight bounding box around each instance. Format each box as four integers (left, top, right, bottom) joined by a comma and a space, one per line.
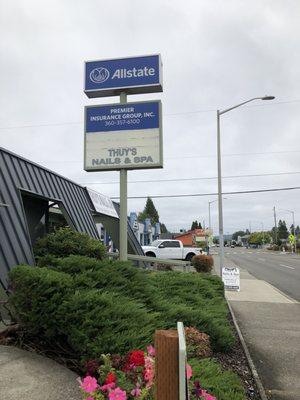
177, 322, 188, 400
84, 100, 162, 171
86, 188, 119, 219
222, 267, 240, 291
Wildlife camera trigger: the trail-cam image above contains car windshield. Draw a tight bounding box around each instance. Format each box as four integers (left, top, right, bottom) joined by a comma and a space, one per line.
150, 240, 162, 247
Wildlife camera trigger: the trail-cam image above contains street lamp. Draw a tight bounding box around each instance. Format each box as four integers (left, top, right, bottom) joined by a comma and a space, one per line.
217, 95, 275, 275
279, 208, 296, 253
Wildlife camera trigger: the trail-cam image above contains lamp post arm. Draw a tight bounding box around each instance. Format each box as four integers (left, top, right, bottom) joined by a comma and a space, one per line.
219, 97, 262, 115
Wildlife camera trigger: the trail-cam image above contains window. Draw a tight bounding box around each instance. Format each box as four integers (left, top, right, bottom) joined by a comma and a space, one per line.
21, 192, 72, 246
166, 241, 180, 248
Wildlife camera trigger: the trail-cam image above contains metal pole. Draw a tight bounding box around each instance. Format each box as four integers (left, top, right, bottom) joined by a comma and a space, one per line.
119, 92, 128, 261
292, 211, 295, 253
273, 206, 277, 244
208, 202, 211, 230
217, 110, 224, 276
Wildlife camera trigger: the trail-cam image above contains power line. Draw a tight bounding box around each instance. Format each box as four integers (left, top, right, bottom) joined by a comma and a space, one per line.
167, 149, 300, 160
0, 99, 299, 130
37, 149, 300, 165
110, 186, 300, 200
82, 171, 300, 185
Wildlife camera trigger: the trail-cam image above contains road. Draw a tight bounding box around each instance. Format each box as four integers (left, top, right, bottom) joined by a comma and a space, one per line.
213, 247, 300, 301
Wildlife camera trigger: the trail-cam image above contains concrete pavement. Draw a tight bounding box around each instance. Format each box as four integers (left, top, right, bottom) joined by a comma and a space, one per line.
213, 251, 300, 400
0, 345, 81, 400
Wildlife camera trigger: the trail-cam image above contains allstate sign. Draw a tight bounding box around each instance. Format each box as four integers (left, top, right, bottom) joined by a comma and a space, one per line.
84, 55, 162, 98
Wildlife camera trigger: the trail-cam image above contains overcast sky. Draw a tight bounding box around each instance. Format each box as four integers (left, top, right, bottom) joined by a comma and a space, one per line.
1, 0, 300, 234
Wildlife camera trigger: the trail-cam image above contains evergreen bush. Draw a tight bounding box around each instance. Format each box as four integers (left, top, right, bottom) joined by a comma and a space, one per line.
8, 265, 74, 337
59, 290, 158, 358
9, 256, 234, 359
34, 227, 106, 259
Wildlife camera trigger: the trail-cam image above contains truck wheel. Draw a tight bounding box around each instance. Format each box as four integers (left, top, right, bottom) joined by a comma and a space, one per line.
185, 253, 195, 261
145, 252, 156, 258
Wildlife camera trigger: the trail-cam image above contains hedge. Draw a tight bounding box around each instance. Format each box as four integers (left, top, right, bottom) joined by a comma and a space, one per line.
34, 227, 106, 259
9, 256, 234, 359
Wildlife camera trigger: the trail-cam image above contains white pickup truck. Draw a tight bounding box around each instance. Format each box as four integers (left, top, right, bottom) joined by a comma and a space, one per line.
142, 239, 203, 261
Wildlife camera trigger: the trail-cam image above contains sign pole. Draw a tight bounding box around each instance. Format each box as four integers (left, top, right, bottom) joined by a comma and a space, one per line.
119, 91, 128, 261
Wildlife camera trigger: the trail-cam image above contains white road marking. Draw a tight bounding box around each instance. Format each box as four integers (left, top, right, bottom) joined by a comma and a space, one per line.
280, 264, 295, 270
247, 251, 253, 254
258, 258, 266, 262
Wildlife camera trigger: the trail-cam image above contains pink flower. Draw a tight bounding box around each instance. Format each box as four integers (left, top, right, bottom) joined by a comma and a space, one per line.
147, 345, 155, 357
131, 384, 142, 397
144, 355, 155, 387
186, 363, 193, 380
80, 376, 98, 393
108, 387, 127, 400
202, 391, 217, 400
100, 382, 116, 392
86, 397, 94, 400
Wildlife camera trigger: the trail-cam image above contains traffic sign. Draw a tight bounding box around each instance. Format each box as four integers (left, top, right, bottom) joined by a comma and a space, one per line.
84, 100, 163, 171
84, 55, 162, 98
289, 234, 295, 244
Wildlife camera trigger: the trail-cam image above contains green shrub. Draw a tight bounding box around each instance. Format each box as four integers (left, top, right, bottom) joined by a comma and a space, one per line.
189, 358, 246, 400
51, 255, 103, 274
36, 254, 61, 268
34, 227, 106, 259
59, 290, 158, 359
9, 258, 234, 359
8, 265, 74, 337
148, 272, 234, 352
192, 254, 214, 273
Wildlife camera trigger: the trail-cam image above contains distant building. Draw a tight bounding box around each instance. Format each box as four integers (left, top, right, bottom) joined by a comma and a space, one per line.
174, 228, 207, 247
129, 212, 161, 245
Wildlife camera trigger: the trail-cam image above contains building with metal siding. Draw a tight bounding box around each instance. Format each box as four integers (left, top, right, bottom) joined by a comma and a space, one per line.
0, 147, 143, 289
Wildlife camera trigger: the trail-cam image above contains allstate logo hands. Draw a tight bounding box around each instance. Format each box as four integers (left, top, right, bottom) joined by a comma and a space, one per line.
90, 68, 110, 84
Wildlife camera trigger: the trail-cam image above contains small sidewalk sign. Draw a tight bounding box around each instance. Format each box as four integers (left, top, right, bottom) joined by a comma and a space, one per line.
222, 267, 240, 291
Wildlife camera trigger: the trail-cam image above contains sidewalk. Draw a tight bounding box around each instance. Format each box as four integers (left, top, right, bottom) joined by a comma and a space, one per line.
0, 345, 81, 399
213, 254, 300, 400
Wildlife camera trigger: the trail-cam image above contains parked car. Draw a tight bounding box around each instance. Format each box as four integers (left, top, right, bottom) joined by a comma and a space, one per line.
142, 239, 203, 261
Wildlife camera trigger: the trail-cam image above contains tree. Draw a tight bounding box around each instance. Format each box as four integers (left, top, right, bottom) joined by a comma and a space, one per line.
137, 197, 159, 225
249, 231, 271, 245
245, 229, 250, 235
278, 219, 288, 240
295, 225, 300, 236
191, 220, 202, 230
232, 231, 246, 241
160, 223, 168, 234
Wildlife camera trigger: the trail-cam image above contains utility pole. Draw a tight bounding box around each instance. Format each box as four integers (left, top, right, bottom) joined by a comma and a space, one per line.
273, 206, 277, 244
119, 92, 128, 261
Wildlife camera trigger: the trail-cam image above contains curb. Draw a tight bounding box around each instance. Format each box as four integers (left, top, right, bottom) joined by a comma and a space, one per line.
263, 281, 298, 304
227, 302, 269, 400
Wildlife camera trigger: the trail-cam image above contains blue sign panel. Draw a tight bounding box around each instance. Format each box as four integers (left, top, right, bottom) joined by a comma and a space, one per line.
86, 102, 159, 133
84, 55, 162, 98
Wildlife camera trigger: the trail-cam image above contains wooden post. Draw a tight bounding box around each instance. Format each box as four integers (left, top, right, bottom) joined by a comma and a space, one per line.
155, 329, 179, 400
